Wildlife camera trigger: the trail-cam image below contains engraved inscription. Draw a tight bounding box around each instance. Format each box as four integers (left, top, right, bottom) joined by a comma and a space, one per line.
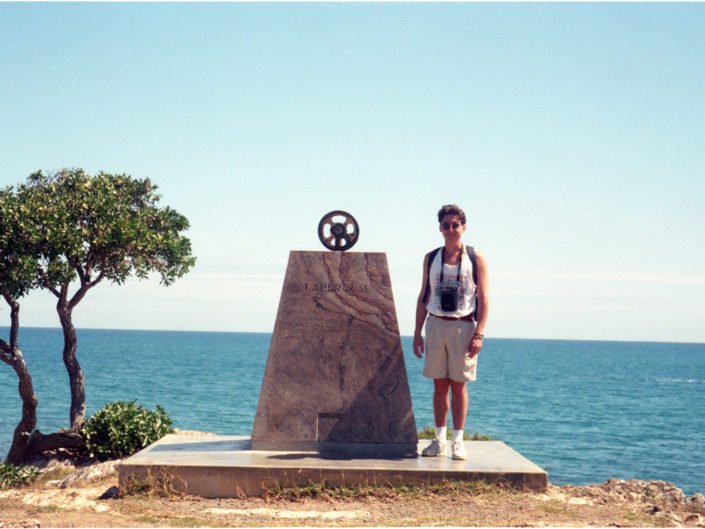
304, 282, 369, 294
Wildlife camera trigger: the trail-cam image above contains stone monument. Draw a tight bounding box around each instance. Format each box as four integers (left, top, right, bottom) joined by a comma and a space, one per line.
252, 211, 418, 457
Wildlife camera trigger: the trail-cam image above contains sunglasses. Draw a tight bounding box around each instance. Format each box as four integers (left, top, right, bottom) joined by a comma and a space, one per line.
441, 222, 461, 231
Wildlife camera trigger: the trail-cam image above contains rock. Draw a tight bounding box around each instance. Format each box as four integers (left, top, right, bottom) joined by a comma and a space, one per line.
684, 513, 705, 527
664, 511, 683, 524
99, 485, 121, 500
173, 429, 216, 436
24, 448, 85, 472
28, 455, 77, 475
56, 460, 119, 488
598, 480, 688, 508
688, 493, 705, 513
658, 483, 687, 507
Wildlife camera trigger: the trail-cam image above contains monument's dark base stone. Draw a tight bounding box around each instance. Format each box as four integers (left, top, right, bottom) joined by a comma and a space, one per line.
251, 251, 417, 456
119, 435, 549, 498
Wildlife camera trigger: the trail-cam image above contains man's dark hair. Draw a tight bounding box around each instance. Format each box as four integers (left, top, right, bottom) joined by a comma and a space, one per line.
437, 204, 466, 225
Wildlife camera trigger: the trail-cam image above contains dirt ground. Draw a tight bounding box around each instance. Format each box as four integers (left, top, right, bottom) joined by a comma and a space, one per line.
1, 462, 705, 528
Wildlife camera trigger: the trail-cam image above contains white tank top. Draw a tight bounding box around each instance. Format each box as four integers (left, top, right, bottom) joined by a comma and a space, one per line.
426, 248, 477, 317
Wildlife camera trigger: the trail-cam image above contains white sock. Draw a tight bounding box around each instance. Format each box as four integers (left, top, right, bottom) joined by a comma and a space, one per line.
435, 426, 447, 442
452, 429, 464, 443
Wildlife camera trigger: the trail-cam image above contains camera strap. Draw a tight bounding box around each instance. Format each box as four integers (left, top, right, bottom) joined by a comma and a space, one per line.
439, 247, 463, 285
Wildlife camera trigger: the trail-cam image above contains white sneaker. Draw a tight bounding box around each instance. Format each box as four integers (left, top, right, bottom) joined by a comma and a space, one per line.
451, 440, 467, 460
421, 438, 447, 457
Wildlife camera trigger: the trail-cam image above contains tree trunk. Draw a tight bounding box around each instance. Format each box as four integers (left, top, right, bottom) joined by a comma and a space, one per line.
24, 430, 83, 457
4, 350, 39, 464
0, 295, 39, 464
58, 303, 86, 432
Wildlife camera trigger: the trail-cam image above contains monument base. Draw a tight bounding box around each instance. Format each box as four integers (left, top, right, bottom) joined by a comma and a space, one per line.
119, 434, 548, 498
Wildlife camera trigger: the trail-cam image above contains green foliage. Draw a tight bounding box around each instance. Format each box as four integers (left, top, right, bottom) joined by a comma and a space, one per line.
3, 167, 195, 305
418, 426, 494, 441
15, 168, 195, 290
81, 401, 175, 461
0, 462, 40, 489
467, 431, 495, 441
0, 188, 38, 300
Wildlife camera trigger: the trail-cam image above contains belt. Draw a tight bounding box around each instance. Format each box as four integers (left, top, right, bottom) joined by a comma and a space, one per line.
429, 313, 474, 322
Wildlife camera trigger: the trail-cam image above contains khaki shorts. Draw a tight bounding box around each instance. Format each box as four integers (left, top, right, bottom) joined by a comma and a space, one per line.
423, 315, 478, 382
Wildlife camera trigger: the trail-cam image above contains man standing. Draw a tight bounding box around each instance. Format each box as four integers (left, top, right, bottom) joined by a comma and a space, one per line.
413, 204, 489, 460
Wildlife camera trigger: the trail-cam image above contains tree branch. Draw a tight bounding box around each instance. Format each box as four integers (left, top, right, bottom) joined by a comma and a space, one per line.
74, 260, 88, 285
1, 288, 20, 351
60, 282, 69, 302
37, 268, 61, 298
0, 291, 17, 367
26, 430, 84, 456
67, 272, 102, 310
87, 270, 105, 289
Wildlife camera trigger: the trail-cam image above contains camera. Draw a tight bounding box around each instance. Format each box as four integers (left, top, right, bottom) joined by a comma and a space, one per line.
439, 286, 458, 312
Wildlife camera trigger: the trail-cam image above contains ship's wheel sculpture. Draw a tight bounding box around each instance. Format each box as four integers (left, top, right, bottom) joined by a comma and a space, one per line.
317, 210, 359, 251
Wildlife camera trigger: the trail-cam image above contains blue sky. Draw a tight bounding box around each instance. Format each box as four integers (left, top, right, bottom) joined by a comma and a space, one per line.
1, 3, 704, 342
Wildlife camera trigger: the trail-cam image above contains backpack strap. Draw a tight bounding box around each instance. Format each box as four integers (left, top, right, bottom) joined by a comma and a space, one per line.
422, 245, 478, 304
466, 245, 478, 286
466, 245, 479, 323
422, 247, 442, 304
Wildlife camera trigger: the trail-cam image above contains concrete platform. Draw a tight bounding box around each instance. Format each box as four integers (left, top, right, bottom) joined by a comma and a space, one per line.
119, 434, 547, 498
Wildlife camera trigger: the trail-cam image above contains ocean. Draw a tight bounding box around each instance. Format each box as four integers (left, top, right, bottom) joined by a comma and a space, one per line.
1, 328, 703, 495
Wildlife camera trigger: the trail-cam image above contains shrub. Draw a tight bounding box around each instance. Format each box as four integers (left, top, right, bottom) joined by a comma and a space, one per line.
81, 400, 174, 461
0, 463, 40, 489
418, 426, 494, 441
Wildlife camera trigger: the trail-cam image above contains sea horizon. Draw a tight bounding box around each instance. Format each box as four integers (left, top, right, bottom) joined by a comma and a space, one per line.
6, 325, 705, 347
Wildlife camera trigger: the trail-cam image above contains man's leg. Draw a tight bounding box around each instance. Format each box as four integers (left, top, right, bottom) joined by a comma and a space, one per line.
433, 378, 451, 428
446, 319, 474, 455
449, 380, 469, 460
422, 378, 451, 456
449, 380, 468, 431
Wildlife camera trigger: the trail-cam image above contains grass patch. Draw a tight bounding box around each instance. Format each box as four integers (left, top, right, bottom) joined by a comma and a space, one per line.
538, 501, 581, 518
25, 504, 62, 515
135, 515, 218, 528
166, 516, 222, 528
624, 512, 650, 524
0, 463, 40, 489
418, 427, 494, 441
264, 478, 511, 501
121, 471, 186, 498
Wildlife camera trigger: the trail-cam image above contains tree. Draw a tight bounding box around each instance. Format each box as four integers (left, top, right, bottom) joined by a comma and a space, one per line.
0, 187, 40, 464
14, 169, 195, 457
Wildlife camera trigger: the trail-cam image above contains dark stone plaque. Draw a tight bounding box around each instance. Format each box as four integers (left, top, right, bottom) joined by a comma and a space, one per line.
251, 251, 417, 456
